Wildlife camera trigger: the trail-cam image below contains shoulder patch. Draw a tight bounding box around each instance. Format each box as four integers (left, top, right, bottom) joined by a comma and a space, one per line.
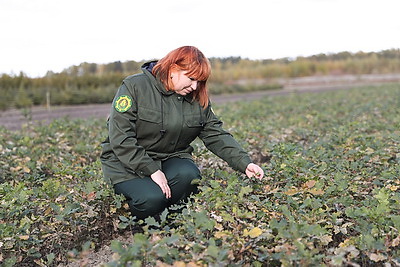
114, 95, 132, 113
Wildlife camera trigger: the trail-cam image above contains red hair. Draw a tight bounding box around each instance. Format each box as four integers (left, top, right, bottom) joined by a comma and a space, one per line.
152, 46, 211, 108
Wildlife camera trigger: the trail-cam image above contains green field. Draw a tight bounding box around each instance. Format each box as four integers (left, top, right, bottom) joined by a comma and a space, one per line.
1, 84, 399, 266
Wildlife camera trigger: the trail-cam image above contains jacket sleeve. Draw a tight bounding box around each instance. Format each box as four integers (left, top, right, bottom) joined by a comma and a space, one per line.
107, 81, 160, 177
198, 104, 252, 173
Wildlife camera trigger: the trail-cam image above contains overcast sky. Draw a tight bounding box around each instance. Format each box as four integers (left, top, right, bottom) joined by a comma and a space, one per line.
1, 0, 399, 77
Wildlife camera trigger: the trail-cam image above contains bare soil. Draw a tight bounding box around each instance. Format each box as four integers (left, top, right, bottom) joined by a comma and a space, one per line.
1, 73, 400, 131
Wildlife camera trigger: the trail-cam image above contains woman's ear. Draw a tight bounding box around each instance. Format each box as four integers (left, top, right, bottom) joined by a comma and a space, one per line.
169, 65, 177, 79
170, 69, 177, 79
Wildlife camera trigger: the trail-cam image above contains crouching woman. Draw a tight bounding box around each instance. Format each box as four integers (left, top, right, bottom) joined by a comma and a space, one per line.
100, 46, 264, 220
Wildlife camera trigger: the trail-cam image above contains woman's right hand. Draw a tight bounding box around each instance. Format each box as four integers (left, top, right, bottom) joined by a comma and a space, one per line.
150, 170, 171, 199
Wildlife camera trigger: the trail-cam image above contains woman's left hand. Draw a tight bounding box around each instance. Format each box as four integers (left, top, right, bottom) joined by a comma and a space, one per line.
245, 163, 264, 179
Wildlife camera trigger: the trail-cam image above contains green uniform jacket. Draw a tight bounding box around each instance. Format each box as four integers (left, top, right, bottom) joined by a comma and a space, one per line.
100, 62, 252, 185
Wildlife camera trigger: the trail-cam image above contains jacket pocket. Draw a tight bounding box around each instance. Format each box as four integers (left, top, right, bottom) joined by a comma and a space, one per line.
184, 114, 203, 128
136, 107, 163, 143
181, 115, 203, 145
186, 120, 203, 128
137, 106, 162, 123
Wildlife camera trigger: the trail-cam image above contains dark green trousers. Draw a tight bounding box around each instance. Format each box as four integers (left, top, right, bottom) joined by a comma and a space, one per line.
114, 157, 200, 219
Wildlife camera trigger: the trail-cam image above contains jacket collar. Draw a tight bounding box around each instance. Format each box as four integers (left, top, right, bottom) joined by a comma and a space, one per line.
184, 94, 196, 104
141, 61, 174, 96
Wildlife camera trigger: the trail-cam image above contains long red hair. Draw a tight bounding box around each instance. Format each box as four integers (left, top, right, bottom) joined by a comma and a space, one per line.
152, 46, 211, 108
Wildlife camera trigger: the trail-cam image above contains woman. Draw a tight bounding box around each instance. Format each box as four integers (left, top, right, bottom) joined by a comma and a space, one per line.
100, 46, 264, 220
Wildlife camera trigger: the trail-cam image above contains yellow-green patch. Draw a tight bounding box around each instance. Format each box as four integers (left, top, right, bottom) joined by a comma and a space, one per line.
114, 95, 132, 112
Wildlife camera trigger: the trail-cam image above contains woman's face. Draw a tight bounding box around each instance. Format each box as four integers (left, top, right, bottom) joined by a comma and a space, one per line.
170, 70, 199, 96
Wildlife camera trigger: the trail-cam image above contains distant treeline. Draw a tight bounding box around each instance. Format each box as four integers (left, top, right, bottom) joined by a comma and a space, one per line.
1, 49, 399, 110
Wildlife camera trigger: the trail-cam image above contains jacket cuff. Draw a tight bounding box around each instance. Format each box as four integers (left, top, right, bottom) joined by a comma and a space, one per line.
237, 156, 253, 173
136, 161, 161, 178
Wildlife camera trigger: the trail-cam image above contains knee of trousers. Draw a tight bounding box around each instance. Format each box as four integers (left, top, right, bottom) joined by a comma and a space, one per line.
170, 166, 201, 186
128, 191, 168, 219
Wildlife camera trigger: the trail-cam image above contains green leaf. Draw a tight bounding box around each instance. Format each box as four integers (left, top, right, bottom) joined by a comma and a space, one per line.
207, 239, 219, 259
239, 186, 253, 198
118, 215, 129, 222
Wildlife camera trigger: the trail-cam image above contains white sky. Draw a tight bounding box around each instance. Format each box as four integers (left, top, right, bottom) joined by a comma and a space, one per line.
0, 0, 399, 77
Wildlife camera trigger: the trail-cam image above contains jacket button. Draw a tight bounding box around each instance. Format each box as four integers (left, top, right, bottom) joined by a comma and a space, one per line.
177, 96, 182, 101
170, 141, 175, 145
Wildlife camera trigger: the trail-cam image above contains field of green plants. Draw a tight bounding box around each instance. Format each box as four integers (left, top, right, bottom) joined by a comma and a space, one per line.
1, 83, 399, 266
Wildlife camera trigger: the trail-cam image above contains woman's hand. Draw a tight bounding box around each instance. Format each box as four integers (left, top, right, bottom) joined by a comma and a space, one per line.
150, 170, 171, 199
245, 163, 264, 180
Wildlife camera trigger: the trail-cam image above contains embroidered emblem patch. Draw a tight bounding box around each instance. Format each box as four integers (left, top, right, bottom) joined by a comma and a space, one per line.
114, 95, 132, 113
